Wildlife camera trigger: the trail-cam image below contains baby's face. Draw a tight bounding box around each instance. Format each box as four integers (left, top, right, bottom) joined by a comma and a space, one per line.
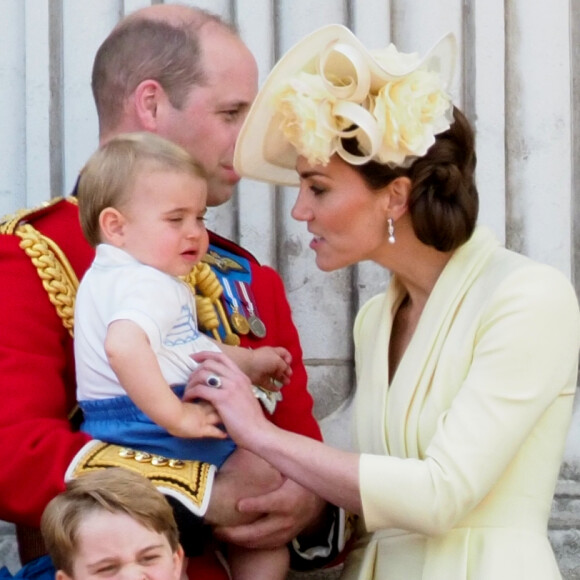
118, 168, 209, 277
58, 510, 183, 580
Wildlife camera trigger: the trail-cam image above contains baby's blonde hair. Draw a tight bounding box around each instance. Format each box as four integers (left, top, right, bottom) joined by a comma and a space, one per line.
78, 131, 205, 247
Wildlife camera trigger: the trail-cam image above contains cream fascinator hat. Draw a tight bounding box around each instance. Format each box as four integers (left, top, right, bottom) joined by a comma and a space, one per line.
234, 24, 456, 186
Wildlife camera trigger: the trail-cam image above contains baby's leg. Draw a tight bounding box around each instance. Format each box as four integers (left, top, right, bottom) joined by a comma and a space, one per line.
228, 544, 290, 580
205, 448, 284, 527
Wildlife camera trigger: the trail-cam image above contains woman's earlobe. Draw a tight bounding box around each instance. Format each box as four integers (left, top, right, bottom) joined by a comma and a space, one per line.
99, 207, 126, 246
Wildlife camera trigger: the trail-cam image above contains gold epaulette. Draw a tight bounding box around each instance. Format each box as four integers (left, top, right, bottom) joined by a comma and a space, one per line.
0, 196, 73, 234
0, 206, 34, 235
0, 197, 79, 336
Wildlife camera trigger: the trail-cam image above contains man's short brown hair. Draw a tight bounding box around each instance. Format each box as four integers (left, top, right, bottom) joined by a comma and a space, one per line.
91, 7, 235, 135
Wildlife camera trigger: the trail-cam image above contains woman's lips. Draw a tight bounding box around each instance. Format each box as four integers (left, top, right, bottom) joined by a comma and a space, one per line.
309, 235, 323, 250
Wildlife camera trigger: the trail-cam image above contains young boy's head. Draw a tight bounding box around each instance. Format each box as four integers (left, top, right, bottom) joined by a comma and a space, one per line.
78, 132, 209, 277
41, 468, 184, 580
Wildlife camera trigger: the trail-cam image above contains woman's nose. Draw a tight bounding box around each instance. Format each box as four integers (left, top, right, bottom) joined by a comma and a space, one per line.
291, 190, 311, 222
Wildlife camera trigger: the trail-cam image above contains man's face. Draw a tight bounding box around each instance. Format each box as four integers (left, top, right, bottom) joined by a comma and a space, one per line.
157, 25, 258, 207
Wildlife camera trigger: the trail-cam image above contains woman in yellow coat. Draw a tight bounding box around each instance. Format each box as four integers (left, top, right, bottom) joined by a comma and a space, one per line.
185, 25, 580, 579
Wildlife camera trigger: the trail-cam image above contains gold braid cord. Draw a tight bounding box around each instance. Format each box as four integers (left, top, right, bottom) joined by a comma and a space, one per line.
185, 262, 240, 346
16, 223, 79, 337
1, 198, 78, 337
1, 198, 80, 420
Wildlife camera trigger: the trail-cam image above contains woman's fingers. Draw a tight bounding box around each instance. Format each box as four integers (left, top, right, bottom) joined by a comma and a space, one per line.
190, 349, 244, 374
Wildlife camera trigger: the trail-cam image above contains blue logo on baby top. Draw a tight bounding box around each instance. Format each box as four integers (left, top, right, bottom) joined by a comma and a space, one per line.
164, 305, 200, 346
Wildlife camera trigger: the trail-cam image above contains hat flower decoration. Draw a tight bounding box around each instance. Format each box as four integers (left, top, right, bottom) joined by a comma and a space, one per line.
273, 36, 453, 169
234, 25, 457, 185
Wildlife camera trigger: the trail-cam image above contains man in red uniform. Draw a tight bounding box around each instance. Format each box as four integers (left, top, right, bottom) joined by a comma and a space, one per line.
0, 5, 331, 578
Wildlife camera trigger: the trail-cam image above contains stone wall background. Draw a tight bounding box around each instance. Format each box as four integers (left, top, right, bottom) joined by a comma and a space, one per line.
1, 0, 579, 577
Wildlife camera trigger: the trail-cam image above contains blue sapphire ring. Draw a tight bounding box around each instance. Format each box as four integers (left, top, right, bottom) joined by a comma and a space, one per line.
206, 374, 222, 388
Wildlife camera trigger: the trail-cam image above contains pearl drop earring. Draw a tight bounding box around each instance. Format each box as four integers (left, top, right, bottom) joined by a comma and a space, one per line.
388, 217, 395, 244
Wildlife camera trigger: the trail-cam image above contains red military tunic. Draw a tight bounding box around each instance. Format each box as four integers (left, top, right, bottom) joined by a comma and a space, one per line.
0, 197, 321, 576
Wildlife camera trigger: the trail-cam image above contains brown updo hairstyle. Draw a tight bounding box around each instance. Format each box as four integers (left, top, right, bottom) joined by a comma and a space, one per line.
343, 106, 478, 252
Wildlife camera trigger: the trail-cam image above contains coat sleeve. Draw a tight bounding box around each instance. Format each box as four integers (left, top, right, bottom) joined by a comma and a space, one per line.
357, 263, 580, 534
0, 233, 91, 527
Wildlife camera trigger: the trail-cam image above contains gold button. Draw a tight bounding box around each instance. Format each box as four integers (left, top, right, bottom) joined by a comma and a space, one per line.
118, 447, 136, 458
135, 451, 152, 463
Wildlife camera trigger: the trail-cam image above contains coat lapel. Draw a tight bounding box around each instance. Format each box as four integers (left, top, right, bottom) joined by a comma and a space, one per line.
355, 227, 499, 459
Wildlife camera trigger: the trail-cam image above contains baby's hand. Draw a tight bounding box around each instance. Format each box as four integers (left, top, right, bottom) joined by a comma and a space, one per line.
247, 346, 292, 391
169, 400, 227, 439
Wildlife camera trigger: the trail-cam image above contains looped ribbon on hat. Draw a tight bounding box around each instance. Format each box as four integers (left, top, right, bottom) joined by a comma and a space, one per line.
273, 35, 453, 170
317, 41, 382, 165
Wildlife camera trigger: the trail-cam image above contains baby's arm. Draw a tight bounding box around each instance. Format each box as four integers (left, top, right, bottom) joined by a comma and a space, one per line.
218, 343, 292, 390
105, 319, 226, 439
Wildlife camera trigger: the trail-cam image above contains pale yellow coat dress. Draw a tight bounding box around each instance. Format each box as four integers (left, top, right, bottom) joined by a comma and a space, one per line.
340, 227, 580, 580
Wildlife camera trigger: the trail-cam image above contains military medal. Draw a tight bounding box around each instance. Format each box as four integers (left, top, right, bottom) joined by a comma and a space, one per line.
230, 309, 250, 335
237, 281, 267, 338
242, 284, 267, 337
248, 314, 267, 338
222, 278, 250, 335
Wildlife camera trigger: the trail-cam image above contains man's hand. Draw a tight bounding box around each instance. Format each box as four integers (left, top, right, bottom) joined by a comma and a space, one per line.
213, 477, 327, 550
204, 448, 284, 528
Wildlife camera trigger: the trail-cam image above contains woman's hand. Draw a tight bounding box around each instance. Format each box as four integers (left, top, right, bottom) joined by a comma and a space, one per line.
184, 350, 272, 449
187, 353, 363, 519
